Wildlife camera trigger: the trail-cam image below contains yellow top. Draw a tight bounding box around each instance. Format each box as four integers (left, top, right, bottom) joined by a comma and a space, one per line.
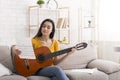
31, 37, 60, 67
32, 37, 60, 53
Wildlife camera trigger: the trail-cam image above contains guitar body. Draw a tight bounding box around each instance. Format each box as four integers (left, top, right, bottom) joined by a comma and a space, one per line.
14, 46, 53, 77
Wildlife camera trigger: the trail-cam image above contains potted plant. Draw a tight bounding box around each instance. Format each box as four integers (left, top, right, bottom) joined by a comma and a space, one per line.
37, 0, 45, 8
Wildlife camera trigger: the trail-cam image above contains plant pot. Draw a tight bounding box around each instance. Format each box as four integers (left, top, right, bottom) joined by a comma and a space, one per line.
39, 4, 45, 8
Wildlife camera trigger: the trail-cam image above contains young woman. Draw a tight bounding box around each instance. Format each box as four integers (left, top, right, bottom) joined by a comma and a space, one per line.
14, 19, 76, 80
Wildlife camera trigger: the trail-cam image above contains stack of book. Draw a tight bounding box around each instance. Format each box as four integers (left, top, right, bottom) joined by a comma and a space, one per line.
56, 18, 68, 29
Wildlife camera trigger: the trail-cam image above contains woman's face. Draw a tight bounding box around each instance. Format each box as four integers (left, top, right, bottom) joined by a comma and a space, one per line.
41, 21, 53, 36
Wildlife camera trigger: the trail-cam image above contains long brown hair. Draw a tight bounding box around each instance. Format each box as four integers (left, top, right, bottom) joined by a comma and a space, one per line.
33, 19, 55, 39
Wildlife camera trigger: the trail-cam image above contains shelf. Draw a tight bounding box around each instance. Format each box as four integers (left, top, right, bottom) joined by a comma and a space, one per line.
55, 28, 69, 30
29, 5, 59, 11
30, 26, 38, 30
82, 27, 96, 29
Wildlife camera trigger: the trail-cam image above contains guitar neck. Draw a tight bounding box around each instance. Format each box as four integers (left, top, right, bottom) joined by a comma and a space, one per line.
45, 47, 74, 60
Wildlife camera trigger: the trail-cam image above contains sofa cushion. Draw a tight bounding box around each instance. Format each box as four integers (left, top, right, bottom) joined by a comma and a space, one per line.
0, 63, 12, 76
87, 59, 120, 74
57, 43, 97, 69
64, 69, 108, 80
0, 75, 27, 80
27, 76, 50, 80
0, 46, 15, 72
109, 70, 120, 80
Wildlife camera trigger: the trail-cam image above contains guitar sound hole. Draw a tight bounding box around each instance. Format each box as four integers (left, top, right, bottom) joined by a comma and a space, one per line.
37, 54, 46, 62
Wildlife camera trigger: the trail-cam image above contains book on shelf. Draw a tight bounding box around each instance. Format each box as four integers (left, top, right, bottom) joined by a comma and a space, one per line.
62, 18, 68, 28
56, 18, 64, 29
56, 17, 69, 29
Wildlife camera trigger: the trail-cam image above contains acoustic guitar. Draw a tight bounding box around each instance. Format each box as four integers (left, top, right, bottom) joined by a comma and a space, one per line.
13, 42, 87, 77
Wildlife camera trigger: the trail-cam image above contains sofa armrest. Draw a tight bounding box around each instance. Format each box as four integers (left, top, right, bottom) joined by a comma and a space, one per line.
87, 59, 120, 74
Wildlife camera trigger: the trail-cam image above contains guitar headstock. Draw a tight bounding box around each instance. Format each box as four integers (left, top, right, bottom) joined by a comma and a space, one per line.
75, 42, 87, 50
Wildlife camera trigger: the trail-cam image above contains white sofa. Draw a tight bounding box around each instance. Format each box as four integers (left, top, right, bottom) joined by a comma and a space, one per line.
0, 43, 120, 80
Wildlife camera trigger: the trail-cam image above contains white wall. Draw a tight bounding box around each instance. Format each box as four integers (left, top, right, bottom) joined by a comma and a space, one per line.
99, 0, 120, 41
0, 0, 36, 46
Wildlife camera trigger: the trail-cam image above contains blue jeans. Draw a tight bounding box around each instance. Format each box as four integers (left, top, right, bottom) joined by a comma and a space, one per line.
35, 66, 69, 80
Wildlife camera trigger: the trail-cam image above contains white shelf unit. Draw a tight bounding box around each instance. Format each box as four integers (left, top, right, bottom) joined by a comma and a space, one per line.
56, 7, 70, 44
78, 8, 98, 43
28, 6, 70, 44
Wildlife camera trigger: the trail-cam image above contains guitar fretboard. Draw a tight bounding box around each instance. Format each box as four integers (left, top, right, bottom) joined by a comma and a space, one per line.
44, 47, 74, 60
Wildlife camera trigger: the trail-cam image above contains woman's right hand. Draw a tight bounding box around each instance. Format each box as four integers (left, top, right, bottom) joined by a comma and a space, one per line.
12, 45, 21, 55
15, 49, 21, 55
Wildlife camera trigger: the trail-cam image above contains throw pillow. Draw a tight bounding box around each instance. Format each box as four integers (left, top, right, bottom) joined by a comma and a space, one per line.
0, 63, 12, 76
87, 59, 120, 74
57, 43, 97, 69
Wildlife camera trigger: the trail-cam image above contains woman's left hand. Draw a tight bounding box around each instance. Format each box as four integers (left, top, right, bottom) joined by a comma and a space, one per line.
69, 48, 76, 54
